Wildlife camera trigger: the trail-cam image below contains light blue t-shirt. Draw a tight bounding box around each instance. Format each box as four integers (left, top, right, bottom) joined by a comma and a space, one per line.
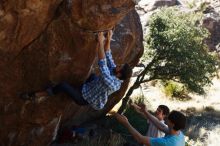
150, 131, 185, 146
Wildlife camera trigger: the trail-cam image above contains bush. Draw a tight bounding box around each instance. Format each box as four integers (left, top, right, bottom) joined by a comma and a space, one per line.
76, 133, 125, 146
163, 81, 191, 101
164, 81, 184, 97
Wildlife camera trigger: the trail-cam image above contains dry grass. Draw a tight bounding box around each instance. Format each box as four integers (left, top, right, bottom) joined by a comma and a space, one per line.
126, 76, 220, 112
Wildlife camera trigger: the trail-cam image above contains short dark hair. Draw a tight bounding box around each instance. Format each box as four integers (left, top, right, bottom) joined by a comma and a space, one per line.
158, 105, 170, 116
168, 111, 186, 131
119, 63, 132, 80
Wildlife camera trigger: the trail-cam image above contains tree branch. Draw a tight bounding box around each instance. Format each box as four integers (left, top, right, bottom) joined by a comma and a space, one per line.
118, 57, 158, 114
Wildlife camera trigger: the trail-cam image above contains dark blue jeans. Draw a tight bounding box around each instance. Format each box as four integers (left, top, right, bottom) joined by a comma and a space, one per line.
47, 81, 88, 105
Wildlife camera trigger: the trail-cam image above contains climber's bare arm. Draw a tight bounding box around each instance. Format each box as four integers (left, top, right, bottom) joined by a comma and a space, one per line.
98, 32, 105, 60
104, 30, 113, 52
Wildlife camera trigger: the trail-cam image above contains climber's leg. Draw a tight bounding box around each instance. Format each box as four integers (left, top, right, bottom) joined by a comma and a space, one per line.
50, 81, 88, 105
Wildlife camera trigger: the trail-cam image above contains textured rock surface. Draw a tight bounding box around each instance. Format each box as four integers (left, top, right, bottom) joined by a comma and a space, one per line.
177, 0, 220, 51
136, 0, 220, 51
202, 2, 220, 52
0, 0, 143, 145
136, 0, 178, 33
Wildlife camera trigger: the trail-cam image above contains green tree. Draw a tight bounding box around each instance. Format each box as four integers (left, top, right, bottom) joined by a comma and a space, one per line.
119, 7, 219, 113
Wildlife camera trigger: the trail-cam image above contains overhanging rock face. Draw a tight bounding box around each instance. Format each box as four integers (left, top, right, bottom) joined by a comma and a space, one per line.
0, 0, 144, 145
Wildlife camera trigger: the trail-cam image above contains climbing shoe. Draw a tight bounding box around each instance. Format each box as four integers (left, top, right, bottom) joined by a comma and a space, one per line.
20, 92, 36, 101
20, 92, 48, 103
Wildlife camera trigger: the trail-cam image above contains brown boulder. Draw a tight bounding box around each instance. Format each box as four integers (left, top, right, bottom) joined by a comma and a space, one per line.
0, 0, 143, 145
202, 6, 220, 52
137, 0, 177, 12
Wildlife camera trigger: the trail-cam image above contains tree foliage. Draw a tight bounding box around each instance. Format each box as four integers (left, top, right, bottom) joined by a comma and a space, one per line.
143, 7, 218, 94
118, 7, 219, 113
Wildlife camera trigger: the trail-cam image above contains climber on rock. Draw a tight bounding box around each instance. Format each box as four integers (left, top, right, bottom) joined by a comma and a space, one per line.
20, 30, 132, 110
